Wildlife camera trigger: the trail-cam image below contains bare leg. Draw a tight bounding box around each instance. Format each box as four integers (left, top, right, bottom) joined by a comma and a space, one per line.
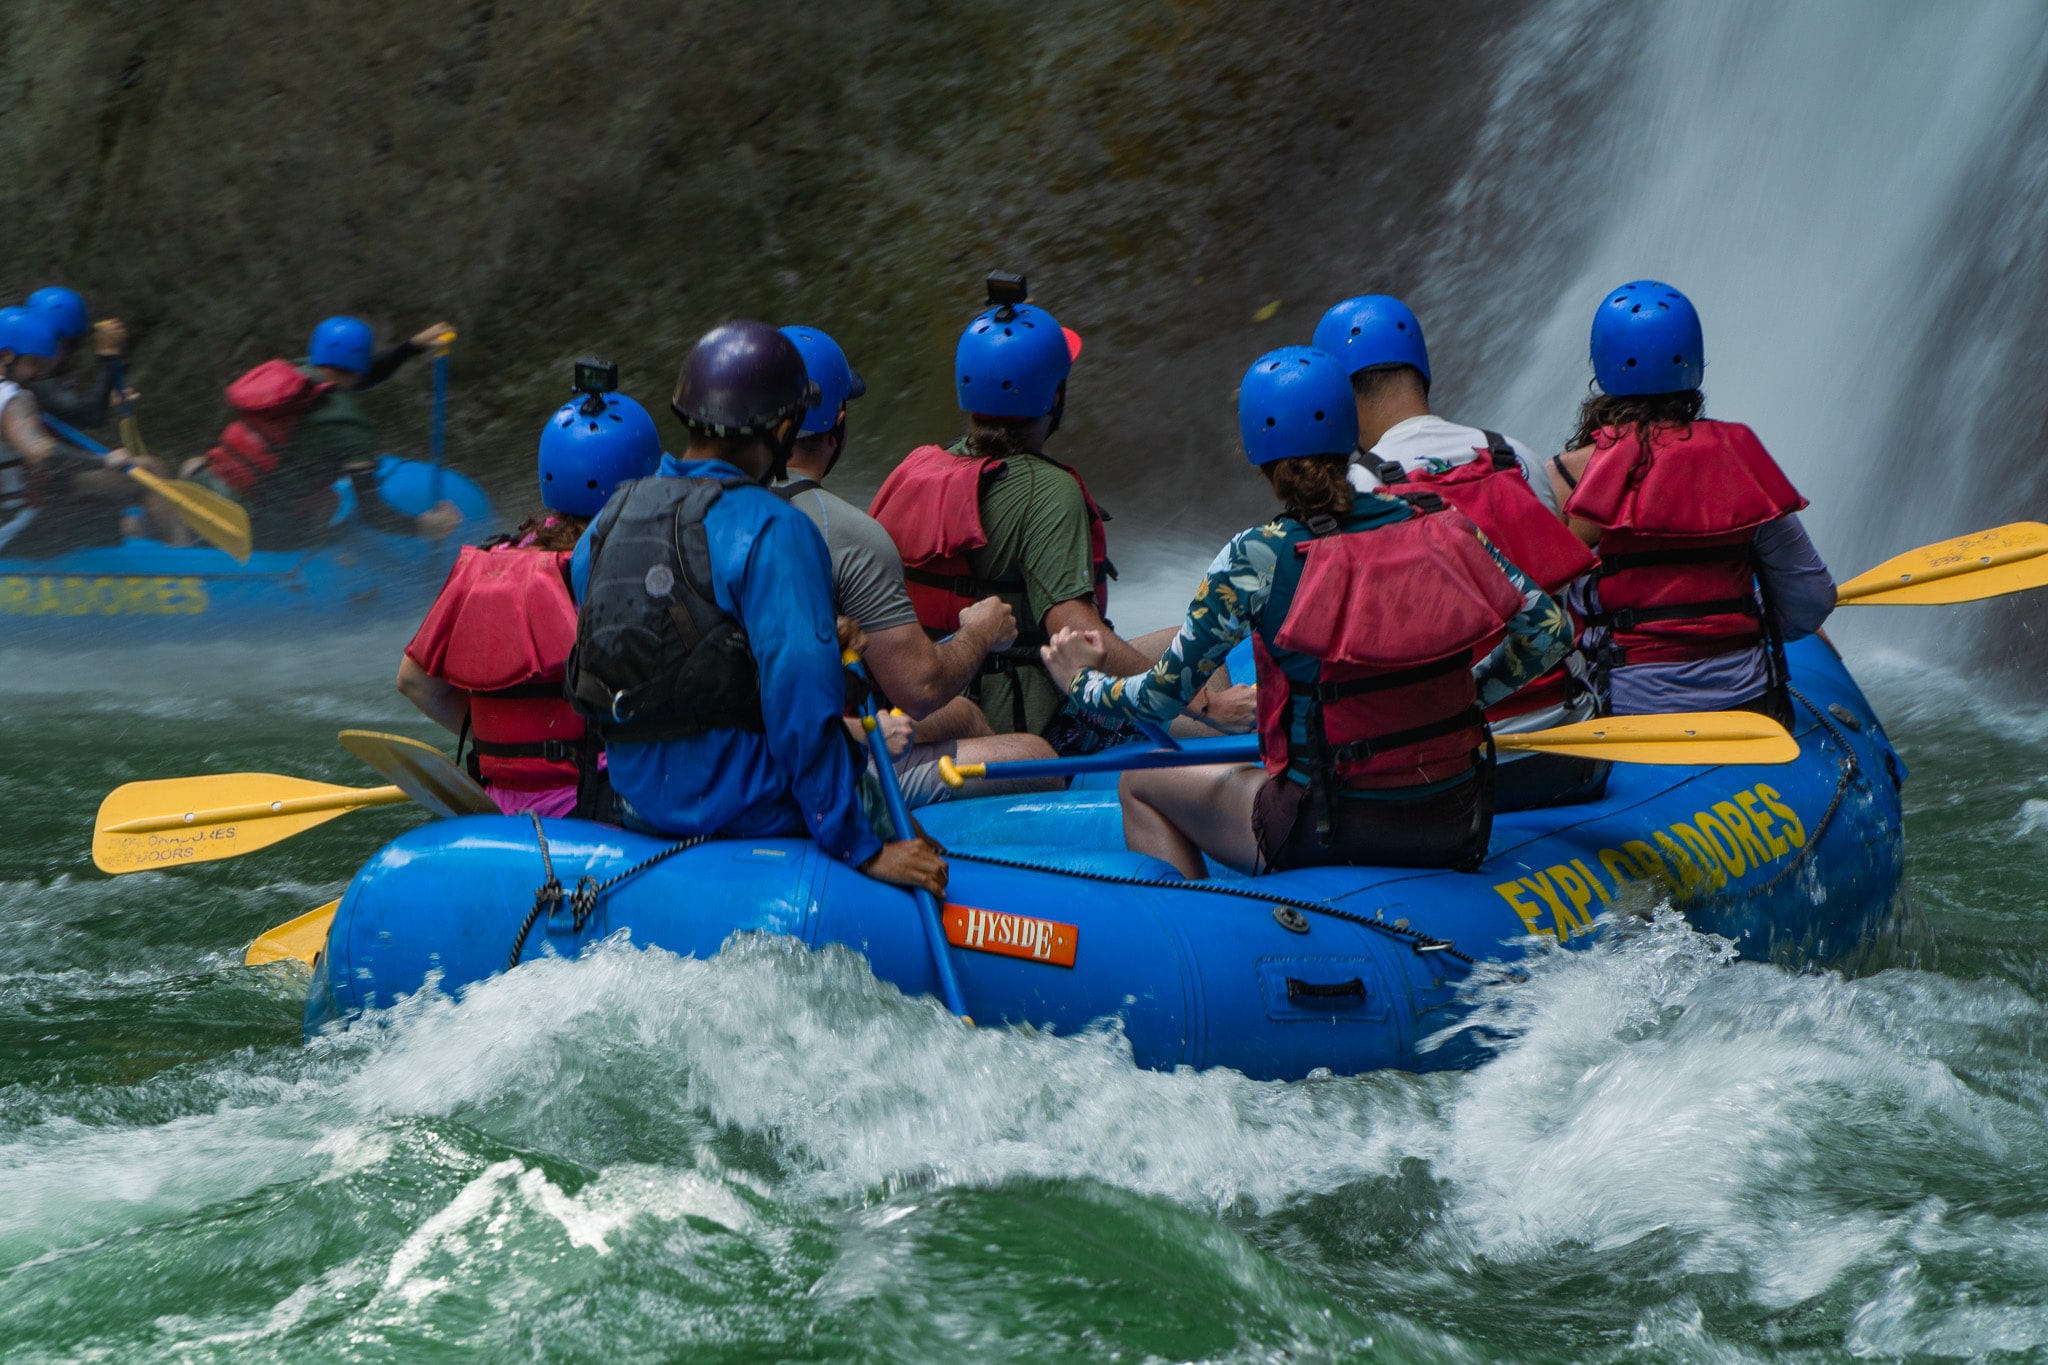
1118, 763, 1266, 879
912, 694, 994, 743
66, 459, 191, 544
1127, 626, 1179, 664
953, 731, 1062, 796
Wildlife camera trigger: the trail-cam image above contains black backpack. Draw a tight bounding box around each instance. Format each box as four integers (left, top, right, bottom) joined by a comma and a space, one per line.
565, 475, 766, 743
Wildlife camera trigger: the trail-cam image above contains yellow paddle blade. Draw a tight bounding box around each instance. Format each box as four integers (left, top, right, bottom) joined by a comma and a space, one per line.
125, 467, 253, 563
93, 774, 411, 873
245, 900, 338, 968
337, 730, 497, 817
1497, 712, 1799, 766
118, 414, 148, 460
1837, 522, 2048, 606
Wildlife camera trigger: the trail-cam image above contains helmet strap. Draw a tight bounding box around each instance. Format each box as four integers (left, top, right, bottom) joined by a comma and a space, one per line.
1045, 383, 1067, 442
763, 415, 802, 485
820, 414, 850, 479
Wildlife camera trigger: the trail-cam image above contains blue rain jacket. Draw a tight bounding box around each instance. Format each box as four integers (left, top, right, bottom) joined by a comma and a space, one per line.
571, 455, 881, 867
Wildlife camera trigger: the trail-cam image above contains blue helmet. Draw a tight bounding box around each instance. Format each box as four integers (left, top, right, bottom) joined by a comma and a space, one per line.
955, 302, 1081, 418
779, 325, 866, 434
308, 315, 376, 375
26, 287, 89, 341
1238, 347, 1359, 466
539, 391, 663, 517
0, 306, 63, 361
1590, 280, 1704, 396
1311, 294, 1430, 383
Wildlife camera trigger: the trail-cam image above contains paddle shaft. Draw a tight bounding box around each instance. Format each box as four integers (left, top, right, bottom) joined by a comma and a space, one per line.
849, 658, 969, 1019
106, 784, 411, 834
430, 348, 449, 505
947, 711, 1800, 785
107, 358, 146, 457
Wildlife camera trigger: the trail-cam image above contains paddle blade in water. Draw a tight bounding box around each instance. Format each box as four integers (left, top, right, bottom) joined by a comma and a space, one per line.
125, 468, 253, 563
337, 730, 497, 817
244, 900, 339, 968
1497, 712, 1799, 765
93, 774, 408, 873
1837, 522, 2048, 605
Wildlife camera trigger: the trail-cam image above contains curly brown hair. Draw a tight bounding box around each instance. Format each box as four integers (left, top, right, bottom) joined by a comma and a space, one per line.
510, 512, 591, 551
964, 418, 1039, 459
1264, 453, 1355, 523
1568, 386, 1706, 453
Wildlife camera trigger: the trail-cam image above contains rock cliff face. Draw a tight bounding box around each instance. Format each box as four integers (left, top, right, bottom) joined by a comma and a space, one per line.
0, 0, 1517, 540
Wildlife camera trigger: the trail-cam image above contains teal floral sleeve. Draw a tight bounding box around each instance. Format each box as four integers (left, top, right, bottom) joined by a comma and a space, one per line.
1068, 523, 1290, 724
1068, 521, 1572, 723
1472, 536, 1573, 706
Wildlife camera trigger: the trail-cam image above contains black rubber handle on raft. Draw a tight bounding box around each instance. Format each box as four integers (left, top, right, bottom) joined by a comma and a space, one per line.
1285, 976, 1366, 1001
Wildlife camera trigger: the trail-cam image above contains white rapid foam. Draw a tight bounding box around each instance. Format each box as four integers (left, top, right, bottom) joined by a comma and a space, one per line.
7, 922, 2047, 1353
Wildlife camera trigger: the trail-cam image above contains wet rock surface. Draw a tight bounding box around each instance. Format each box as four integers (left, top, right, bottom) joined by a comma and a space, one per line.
0, 0, 1518, 536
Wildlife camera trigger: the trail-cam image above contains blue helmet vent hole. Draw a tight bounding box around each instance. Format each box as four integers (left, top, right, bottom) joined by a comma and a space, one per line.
1265, 417, 1277, 427
1001, 380, 1013, 389
1313, 410, 1325, 421
1396, 322, 1408, 331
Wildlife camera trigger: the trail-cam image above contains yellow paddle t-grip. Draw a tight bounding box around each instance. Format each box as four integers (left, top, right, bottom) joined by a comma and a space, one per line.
936, 756, 987, 789
429, 327, 458, 356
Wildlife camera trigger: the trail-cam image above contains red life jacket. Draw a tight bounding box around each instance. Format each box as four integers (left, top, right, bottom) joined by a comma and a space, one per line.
205, 360, 334, 495
869, 444, 1114, 636
1038, 452, 1115, 618
1564, 420, 1807, 666
405, 540, 587, 791
1366, 432, 1595, 595
1370, 435, 1595, 723
1255, 506, 1524, 791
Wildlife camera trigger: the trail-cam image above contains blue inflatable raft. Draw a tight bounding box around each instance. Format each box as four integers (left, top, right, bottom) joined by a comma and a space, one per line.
0, 457, 494, 641
305, 636, 1905, 1079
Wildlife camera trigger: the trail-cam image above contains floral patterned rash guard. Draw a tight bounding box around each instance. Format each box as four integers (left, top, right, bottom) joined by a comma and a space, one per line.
1068, 506, 1573, 728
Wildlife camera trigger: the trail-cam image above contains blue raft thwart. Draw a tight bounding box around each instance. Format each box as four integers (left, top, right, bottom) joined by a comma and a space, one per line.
306, 637, 1905, 1080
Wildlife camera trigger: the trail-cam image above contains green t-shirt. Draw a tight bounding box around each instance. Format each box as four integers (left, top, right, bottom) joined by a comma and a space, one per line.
245, 388, 378, 546
957, 445, 1096, 735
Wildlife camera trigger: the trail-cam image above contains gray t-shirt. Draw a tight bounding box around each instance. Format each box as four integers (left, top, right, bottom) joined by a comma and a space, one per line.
775, 480, 921, 632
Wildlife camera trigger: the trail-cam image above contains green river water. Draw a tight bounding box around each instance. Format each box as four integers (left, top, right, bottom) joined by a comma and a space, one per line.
3, 620, 2047, 1362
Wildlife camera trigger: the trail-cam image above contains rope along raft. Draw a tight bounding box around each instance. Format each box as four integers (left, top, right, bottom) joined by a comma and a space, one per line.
509, 813, 710, 969
504, 697, 1863, 977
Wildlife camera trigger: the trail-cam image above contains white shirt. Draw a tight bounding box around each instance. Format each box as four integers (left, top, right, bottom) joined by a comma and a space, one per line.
0, 380, 35, 546
1347, 413, 1561, 516
1347, 413, 1585, 741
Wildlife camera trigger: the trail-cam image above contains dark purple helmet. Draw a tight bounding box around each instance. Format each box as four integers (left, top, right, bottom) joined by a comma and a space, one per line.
670, 319, 819, 438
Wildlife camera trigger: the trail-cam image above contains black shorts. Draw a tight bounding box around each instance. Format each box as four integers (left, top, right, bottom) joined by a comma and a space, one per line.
1253, 770, 1492, 874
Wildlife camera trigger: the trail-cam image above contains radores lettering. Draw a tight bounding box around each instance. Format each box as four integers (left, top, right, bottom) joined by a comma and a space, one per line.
0, 575, 210, 617
1493, 781, 1807, 940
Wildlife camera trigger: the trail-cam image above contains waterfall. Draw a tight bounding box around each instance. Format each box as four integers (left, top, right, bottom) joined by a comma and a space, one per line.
1419, 0, 2048, 664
